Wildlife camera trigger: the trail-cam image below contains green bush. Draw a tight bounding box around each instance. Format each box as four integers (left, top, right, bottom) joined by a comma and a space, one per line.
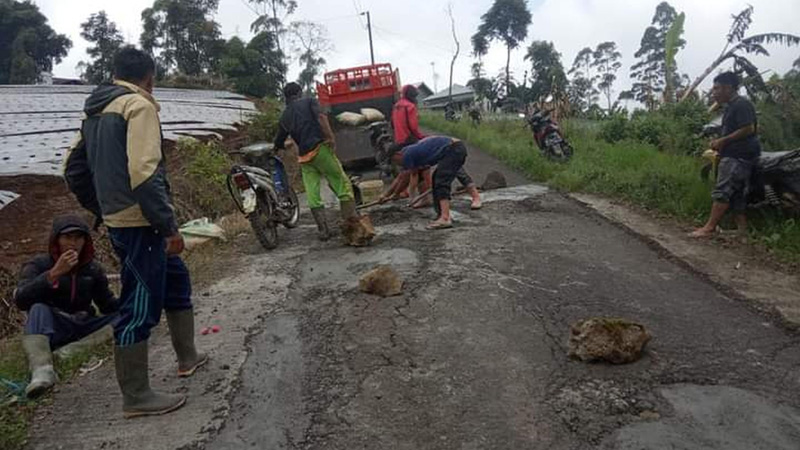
599, 100, 710, 155
173, 138, 234, 221
245, 97, 283, 144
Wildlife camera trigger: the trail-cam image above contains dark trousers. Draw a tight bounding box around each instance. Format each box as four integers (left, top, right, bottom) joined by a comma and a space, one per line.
432, 142, 468, 207
455, 168, 475, 188
108, 227, 193, 347
25, 303, 117, 350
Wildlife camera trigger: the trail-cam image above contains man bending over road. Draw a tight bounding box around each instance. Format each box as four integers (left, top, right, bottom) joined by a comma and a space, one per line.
381, 136, 471, 230
691, 72, 762, 238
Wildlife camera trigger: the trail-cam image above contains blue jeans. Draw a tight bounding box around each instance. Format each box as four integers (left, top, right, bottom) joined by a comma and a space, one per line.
108, 227, 193, 347
25, 303, 118, 350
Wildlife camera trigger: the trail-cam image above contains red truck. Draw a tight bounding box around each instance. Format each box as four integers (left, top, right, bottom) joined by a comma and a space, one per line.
316, 63, 400, 171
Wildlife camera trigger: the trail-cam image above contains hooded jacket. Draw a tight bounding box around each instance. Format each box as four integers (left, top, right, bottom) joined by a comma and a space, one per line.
392, 85, 424, 146
64, 80, 177, 236
14, 215, 118, 315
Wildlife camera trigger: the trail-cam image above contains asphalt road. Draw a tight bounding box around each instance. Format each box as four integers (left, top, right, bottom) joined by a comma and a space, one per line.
206, 149, 800, 449
27, 146, 800, 450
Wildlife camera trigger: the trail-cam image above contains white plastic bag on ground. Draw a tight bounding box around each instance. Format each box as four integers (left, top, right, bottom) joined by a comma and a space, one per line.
360, 108, 385, 122
180, 218, 226, 250
336, 112, 366, 126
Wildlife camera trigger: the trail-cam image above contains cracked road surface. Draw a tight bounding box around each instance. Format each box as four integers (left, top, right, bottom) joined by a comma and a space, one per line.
26, 148, 800, 450
205, 153, 800, 450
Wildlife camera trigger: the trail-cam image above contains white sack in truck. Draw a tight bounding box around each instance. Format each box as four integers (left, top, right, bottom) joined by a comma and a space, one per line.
360, 108, 385, 122
336, 112, 366, 126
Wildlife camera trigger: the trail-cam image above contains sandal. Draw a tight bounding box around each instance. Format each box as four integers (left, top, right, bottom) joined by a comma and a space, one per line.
426, 219, 453, 230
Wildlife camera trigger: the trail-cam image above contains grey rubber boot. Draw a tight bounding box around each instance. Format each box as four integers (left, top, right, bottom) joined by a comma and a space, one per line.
166, 309, 208, 378
340, 200, 358, 221
311, 207, 331, 241
114, 341, 186, 419
22, 334, 57, 398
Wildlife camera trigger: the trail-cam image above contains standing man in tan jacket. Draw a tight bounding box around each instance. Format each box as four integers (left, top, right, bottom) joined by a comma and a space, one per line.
65, 47, 207, 418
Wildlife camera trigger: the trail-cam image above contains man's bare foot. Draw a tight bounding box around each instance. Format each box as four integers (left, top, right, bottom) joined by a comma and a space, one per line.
689, 227, 715, 238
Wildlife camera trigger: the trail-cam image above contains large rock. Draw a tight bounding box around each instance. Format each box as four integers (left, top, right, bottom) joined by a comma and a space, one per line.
568, 318, 651, 364
359, 266, 404, 297
481, 171, 508, 191
342, 215, 376, 247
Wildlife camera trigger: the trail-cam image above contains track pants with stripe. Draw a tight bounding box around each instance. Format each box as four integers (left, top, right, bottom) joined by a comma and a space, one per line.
108, 227, 193, 347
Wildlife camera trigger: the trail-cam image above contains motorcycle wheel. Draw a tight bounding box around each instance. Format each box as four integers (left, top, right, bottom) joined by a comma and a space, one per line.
250, 194, 279, 250
282, 187, 301, 229
549, 143, 572, 162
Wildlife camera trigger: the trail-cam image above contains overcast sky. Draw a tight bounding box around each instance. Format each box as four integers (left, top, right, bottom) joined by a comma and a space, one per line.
37, 0, 799, 99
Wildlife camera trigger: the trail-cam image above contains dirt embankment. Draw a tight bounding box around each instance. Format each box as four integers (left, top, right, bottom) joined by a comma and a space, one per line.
0, 127, 268, 339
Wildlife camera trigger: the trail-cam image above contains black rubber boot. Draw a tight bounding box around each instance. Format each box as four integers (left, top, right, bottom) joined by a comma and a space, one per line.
114, 341, 186, 419
166, 309, 208, 378
311, 207, 331, 241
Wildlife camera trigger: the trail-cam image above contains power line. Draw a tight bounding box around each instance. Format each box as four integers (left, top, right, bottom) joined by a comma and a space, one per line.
352, 0, 365, 28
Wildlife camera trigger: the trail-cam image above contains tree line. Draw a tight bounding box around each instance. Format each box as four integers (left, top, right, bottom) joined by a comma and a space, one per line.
466, 0, 799, 117
0, 0, 330, 98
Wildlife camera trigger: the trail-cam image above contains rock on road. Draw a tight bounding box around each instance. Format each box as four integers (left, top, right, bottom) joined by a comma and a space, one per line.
28, 147, 800, 450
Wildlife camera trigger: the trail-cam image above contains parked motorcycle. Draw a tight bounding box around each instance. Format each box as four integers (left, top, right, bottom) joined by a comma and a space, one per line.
524, 108, 574, 162
227, 143, 300, 250
700, 122, 800, 212
701, 148, 800, 211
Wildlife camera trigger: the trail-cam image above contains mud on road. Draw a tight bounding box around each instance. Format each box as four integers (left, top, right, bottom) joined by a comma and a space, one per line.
26, 149, 800, 450
209, 190, 800, 449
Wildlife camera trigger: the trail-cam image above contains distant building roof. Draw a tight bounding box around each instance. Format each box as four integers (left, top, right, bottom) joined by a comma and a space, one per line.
422, 84, 475, 107
0, 85, 256, 177
410, 82, 434, 98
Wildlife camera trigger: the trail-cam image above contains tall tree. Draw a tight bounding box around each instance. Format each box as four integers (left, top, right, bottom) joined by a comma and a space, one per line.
249, 0, 296, 55
568, 47, 598, 113
680, 5, 800, 102
140, 0, 224, 76
289, 21, 331, 94
446, 4, 460, 102
524, 40, 567, 102
467, 61, 494, 107
630, 2, 684, 109
79, 11, 124, 84
471, 0, 532, 97
219, 31, 286, 98
0, 0, 72, 84
592, 41, 623, 111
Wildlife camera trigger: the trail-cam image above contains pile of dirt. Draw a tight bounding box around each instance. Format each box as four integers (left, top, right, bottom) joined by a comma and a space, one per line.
359, 266, 404, 297
568, 318, 652, 364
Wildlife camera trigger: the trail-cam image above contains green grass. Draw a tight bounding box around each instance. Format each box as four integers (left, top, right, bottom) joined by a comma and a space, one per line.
0, 336, 111, 450
421, 112, 800, 263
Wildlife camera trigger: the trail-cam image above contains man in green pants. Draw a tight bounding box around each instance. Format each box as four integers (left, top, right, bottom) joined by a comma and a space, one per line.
274, 82, 356, 241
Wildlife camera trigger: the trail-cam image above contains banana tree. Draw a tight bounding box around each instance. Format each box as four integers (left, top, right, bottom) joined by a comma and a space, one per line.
664, 12, 685, 102
680, 6, 800, 102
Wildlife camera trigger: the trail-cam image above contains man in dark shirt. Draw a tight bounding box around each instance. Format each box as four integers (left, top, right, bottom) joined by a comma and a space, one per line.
274, 82, 356, 241
14, 214, 119, 398
381, 136, 469, 230
691, 72, 761, 238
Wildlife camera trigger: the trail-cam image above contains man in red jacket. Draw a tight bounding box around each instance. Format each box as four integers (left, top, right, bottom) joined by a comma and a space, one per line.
392, 85, 425, 147
390, 85, 481, 210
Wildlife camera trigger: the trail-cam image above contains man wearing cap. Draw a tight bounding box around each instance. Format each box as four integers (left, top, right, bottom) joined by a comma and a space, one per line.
14, 214, 119, 398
